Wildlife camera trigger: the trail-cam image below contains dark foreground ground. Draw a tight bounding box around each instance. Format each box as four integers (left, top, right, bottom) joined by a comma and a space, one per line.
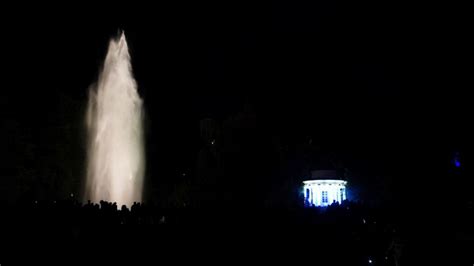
0, 200, 472, 265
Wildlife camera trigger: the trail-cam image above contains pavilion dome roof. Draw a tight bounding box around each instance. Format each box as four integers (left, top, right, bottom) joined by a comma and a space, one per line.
310, 170, 343, 180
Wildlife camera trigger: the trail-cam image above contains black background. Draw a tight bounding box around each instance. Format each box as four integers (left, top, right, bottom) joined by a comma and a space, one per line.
1, 2, 471, 207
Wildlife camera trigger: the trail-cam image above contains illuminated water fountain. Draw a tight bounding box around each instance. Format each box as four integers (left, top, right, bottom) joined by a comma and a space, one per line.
84, 33, 145, 207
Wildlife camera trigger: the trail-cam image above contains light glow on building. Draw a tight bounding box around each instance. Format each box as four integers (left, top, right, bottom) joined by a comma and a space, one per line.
303, 179, 347, 207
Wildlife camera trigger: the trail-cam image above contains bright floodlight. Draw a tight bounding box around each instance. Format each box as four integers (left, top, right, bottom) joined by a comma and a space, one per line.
303, 179, 347, 207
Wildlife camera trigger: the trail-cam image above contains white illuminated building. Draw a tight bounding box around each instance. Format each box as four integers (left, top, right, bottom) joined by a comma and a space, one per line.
303, 170, 347, 207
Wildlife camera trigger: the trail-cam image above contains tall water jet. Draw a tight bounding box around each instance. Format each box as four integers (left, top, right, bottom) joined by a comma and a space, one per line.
84, 32, 145, 207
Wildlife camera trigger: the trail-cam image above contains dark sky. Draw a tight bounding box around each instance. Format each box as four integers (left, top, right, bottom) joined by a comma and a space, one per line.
1, 3, 471, 205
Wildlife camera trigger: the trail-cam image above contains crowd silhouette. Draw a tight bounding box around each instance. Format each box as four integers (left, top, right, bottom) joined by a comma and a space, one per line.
0, 198, 407, 265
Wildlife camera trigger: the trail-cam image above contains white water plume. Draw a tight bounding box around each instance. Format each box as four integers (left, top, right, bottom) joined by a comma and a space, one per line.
84, 32, 145, 207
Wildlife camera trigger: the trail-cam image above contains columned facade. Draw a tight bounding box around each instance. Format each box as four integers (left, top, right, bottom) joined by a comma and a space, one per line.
303, 179, 347, 207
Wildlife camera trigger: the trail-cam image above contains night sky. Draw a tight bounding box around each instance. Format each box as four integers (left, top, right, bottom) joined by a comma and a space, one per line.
1, 3, 471, 206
